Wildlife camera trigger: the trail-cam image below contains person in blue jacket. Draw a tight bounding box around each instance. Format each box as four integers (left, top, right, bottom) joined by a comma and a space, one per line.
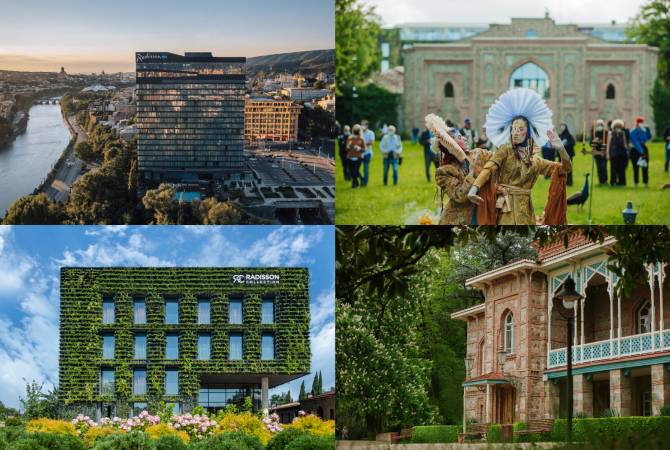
629, 116, 652, 186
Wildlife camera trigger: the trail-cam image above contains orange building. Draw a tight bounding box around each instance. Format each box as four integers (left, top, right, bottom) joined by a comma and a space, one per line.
244, 97, 302, 143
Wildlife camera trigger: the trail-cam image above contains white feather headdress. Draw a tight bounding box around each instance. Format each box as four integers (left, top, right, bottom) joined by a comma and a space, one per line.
424, 113, 467, 162
484, 88, 553, 147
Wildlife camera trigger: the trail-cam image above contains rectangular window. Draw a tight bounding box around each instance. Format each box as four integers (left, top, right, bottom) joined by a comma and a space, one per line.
100, 369, 115, 395
102, 297, 114, 324
134, 298, 146, 324
198, 333, 211, 360
133, 402, 147, 416
165, 369, 178, 396
198, 299, 211, 324
134, 334, 147, 360
133, 369, 147, 396
229, 298, 243, 324
102, 334, 115, 360
166, 333, 179, 360
261, 333, 275, 360
229, 333, 243, 360
261, 298, 275, 324
165, 298, 179, 324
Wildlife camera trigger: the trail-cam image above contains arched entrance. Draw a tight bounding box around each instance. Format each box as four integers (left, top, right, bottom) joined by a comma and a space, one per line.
509, 62, 550, 99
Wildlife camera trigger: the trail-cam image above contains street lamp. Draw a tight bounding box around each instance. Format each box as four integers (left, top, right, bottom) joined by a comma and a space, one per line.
554, 276, 583, 444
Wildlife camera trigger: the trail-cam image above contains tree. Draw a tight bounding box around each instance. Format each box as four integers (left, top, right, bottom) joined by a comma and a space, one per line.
142, 184, 179, 224
651, 78, 670, 135
20, 380, 59, 419
67, 169, 126, 224
74, 141, 95, 163
336, 83, 400, 129
311, 373, 319, 396
335, 0, 381, 93
2, 193, 66, 224
627, 0, 670, 84
318, 371, 323, 394
191, 198, 251, 224
299, 381, 307, 401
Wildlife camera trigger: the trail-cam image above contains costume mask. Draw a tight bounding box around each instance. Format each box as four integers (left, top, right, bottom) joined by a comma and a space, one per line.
511, 119, 528, 145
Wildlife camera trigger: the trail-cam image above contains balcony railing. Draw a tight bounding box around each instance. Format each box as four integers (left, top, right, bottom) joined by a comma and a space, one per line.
548, 329, 670, 369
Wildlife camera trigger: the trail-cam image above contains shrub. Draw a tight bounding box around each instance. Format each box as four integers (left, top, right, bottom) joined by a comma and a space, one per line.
82, 427, 121, 447
551, 417, 670, 442
189, 431, 263, 450
145, 424, 189, 444
284, 434, 335, 450
284, 414, 335, 437
660, 405, 670, 416
169, 414, 217, 440
0, 425, 28, 444
92, 431, 155, 450
154, 435, 188, 450
27, 419, 77, 436
410, 425, 460, 443
487, 424, 502, 443
5, 417, 23, 427
214, 412, 271, 445
9, 432, 85, 450
266, 429, 310, 450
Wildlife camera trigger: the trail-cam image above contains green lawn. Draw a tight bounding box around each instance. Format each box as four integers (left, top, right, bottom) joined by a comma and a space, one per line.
336, 141, 670, 224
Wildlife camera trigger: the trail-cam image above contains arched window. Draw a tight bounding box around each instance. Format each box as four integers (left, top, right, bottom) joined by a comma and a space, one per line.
444, 82, 454, 98
606, 84, 616, 99
509, 62, 549, 99
637, 300, 651, 334
503, 312, 514, 353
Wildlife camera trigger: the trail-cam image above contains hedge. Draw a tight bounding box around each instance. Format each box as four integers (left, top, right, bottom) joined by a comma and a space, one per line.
551, 417, 670, 442
487, 424, 502, 443
410, 425, 461, 443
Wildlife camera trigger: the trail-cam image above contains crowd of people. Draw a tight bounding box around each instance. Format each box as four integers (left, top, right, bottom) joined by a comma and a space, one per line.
338, 114, 667, 191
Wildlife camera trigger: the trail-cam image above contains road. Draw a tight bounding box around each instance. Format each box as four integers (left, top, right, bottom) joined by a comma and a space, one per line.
43, 115, 88, 203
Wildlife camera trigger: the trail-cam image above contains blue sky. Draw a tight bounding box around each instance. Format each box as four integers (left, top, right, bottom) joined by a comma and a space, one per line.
0, 225, 334, 410
0, 0, 335, 73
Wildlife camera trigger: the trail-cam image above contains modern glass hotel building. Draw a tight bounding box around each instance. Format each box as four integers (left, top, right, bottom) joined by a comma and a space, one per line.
59, 268, 310, 418
135, 52, 247, 185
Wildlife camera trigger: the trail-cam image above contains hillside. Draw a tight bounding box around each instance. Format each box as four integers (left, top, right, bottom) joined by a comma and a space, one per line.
247, 49, 334, 76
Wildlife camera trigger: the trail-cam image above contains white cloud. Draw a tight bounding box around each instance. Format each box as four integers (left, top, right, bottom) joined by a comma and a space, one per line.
311, 285, 335, 331
84, 226, 128, 237
365, 0, 646, 27
56, 236, 173, 267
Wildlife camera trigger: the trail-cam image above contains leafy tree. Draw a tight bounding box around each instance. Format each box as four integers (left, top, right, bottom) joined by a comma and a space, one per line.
191, 198, 251, 224
74, 142, 95, 163
298, 106, 336, 140
299, 381, 307, 401
2, 193, 66, 224
318, 371, 323, 394
0, 400, 19, 419
651, 78, 670, 135
336, 83, 400, 130
20, 380, 60, 419
627, 0, 670, 83
335, 0, 381, 93
142, 184, 179, 224
67, 169, 126, 224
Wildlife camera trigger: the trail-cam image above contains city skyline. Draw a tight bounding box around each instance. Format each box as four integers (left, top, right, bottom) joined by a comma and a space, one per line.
0, 0, 334, 73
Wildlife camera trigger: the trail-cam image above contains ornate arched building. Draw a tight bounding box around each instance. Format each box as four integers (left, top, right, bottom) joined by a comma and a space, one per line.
451, 234, 669, 424
402, 17, 658, 135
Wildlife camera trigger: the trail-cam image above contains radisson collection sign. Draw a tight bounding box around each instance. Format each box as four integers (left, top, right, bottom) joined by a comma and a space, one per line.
232, 273, 280, 285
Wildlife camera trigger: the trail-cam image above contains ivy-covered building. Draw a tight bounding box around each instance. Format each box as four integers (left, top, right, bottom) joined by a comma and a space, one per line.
59, 268, 310, 419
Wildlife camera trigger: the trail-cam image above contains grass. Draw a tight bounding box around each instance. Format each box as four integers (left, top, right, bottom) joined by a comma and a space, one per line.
335, 141, 670, 224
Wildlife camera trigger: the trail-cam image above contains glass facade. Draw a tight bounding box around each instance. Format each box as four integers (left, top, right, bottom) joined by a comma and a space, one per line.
262, 298, 274, 324
100, 369, 115, 395
102, 334, 115, 360
102, 298, 114, 324
261, 333, 275, 360
133, 369, 147, 395
198, 384, 261, 412
198, 298, 210, 324
165, 298, 179, 324
134, 334, 147, 360
166, 333, 179, 359
134, 298, 146, 324
229, 298, 243, 324
198, 333, 211, 360
229, 332, 243, 360
136, 52, 246, 182
165, 369, 179, 396
133, 402, 147, 416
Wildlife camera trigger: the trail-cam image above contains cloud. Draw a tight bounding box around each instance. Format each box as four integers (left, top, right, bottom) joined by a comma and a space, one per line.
311, 285, 335, 331
84, 226, 128, 237
56, 232, 173, 267
248, 226, 324, 266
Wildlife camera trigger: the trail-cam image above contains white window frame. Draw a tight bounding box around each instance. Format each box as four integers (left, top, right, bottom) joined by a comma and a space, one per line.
504, 312, 514, 354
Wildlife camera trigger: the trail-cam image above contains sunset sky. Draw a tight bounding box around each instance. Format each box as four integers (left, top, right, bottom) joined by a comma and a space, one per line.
0, 0, 335, 73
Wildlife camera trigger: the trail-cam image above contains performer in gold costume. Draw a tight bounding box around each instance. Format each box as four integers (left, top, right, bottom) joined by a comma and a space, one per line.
467, 89, 572, 225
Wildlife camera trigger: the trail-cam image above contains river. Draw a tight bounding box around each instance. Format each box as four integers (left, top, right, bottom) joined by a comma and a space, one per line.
0, 103, 71, 215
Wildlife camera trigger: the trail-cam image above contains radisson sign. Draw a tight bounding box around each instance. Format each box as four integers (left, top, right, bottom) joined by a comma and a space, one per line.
232, 273, 280, 285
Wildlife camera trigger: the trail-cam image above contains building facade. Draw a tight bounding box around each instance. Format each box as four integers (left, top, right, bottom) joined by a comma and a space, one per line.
59, 268, 310, 419
270, 391, 336, 424
452, 234, 669, 425
402, 18, 658, 134
244, 98, 302, 143
135, 52, 247, 184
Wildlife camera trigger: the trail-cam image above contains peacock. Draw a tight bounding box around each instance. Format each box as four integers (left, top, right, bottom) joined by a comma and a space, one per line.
567, 174, 589, 210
